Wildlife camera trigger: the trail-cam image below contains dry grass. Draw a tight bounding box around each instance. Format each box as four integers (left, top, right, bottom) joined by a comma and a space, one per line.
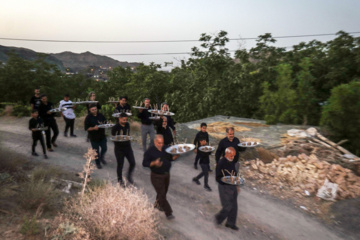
234, 121, 269, 127
130, 121, 141, 132
195, 121, 251, 139
64, 183, 162, 240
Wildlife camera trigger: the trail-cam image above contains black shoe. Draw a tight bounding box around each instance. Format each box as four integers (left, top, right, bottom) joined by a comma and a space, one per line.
127, 176, 134, 184
96, 163, 102, 169
64, 132, 68, 137
208, 169, 213, 172
100, 159, 107, 165
70, 134, 77, 137
44, 154, 48, 159
119, 180, 125, 187
194, 164, 198, 170
47, 148, 54, 152
214, 215, 222, 225
204, 185, 212, 192
32, 152, 39, 156
52, 142, 58, 147
192, 178, 201, 185
225, 223, 239, 231
166, 214, 175, 220
154, 205, 164, 212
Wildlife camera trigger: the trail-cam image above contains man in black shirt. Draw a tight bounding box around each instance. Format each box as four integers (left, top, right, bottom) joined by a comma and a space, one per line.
137, 98, 155, 151
193, 123, 209, 169
142, 135, 179, 220
215, 147, 240, 231
111, 113, 135, 186
156, 117, 174, 146
115, 96, 131, 113
30, 87, 41, 110
192, 136, 212, 191
38, 95, 59, 151
29, 110, 47, 159
215, 127, 246, 164
84, 104, 108, 169
161, 103, 176, 134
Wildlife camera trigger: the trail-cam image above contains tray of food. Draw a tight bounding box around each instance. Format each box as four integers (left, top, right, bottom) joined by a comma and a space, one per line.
238, 142, 260, 148
166, 144, 195, 155
149, 116, 161, 120
110, 135, 133, 142
132, 106, 148, 109
73, 101, 98, 105
97, 124, 115, 129
221, 176, 245, 186
49, 107, 67, 113
33, 127, 48, 131
148, 110, 175, 116
112, 112, 132, 117
108, 101, 119, 103
198, 146, 215, 152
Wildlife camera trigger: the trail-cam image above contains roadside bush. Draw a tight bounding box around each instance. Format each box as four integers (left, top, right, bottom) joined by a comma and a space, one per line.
100, 104, 115, 122
20, 215, 41, 236
321, 81, 360, 155
31, 166, 61, 182
65, 183, 162, 240
12, 103, 31, 117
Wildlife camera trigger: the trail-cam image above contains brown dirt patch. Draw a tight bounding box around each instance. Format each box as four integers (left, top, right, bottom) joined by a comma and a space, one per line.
234, 122, 269, 127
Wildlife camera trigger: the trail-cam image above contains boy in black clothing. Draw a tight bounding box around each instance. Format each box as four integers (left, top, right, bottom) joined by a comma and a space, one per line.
193, 123, 209, 169
29, 110, 48, 159
111, 113, 136, 186
156, 117, 174, 146
192, 137, 212, 191
30, 87, 41, 110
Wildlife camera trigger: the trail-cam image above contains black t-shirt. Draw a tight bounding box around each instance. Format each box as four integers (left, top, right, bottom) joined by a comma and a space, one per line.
111, 122, 131, 149
86, 102, 102, 114
193, 131, 209, 148
157, 126, 174, 146
29, 117, 44, 138
38, 102, 56, 123
142, 145, 173, 174
115, 103, 131, 113
197, 146, 211, 164
137, 108, 152, 125
30, 96, 42, 110
84, 113, 107, 142
216, 157, 237, 185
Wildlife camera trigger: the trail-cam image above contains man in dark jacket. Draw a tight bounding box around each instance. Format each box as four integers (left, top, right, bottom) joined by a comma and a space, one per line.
137, 98, 155, 151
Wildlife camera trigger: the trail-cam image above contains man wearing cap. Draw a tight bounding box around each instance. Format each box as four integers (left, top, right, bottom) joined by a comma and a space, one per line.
59, 94, 77, 137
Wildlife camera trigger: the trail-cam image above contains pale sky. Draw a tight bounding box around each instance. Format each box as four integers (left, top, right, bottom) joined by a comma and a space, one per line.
1, 0, 360, 68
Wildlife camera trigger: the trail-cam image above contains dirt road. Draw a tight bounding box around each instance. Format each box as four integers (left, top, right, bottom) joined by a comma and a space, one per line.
0, 117, 348, 240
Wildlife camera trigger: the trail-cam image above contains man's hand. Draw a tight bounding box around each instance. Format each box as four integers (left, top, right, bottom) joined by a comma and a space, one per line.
194, 149, 197, 153
139, 108, 143, 113
172, 154, 180, 161
237, 186, 241, 193
93, 125, 99, 131
151, 158, 163, 167
173, 130, 176, 135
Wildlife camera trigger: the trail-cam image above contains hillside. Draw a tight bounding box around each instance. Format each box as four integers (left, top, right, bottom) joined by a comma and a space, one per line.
0, 45, 140, 73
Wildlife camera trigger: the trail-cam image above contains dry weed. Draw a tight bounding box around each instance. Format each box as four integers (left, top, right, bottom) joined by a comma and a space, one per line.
65, 183, 162, 240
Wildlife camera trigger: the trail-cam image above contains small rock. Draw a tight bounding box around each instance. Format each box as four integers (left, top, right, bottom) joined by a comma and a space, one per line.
300, 206, 308, 211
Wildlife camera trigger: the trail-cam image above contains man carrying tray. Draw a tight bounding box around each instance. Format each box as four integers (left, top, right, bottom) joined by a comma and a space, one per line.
111, 113, 135, 186
137, 98, 155, 151
215, 147, 240, 231
84, 104, 108, 169
59, 94, 77, 137
142, 134, 179, 220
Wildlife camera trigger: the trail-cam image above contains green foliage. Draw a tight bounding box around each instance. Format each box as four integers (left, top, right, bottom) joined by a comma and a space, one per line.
12, 103, 31, 117
321, 81, 360, 155
51, 221, 77, 240
100, 104, 115, 122
20, 215, 41, 236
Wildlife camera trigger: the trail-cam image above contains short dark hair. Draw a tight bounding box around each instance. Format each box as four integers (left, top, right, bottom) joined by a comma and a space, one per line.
89, 103, 97, 109
120, 96, 128, 100
119, 112, 127, 118
40, 94, 47, 99
35, 86, 40, 90
31, 109, 38, 113
226, 127, 235, 133
200, 123, 207, 128
144, 98, 150, 101
64, 94, 70, 97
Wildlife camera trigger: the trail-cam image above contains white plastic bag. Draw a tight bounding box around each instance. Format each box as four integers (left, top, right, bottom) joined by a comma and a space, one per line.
287, 129, 309, 138
316, 178, 338, 201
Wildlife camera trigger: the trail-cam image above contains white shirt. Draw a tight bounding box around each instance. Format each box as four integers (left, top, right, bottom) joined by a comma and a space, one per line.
59, 100, 75, 119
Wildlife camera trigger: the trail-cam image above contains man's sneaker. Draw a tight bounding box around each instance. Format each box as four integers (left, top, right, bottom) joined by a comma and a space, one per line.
96, 163, 102, 169
100, 159, 107, 165
166, 214, 175, 220
225, 223, 239, 231
44, 154, 48, 159
204, 185, 212, 192
208, 168, 213, 172
194, 164, 198, 170
32, 152, 39, 156
70, 134, 77, 137
192, 178, 201, 185
64, 132, 68, 137
119, 180, 125, 188
47, 148, 54, 152
127, 176, 134, 184
52, 142, 58, 147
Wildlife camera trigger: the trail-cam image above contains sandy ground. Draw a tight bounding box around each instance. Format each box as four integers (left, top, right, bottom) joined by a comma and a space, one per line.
0, 116, 349, 240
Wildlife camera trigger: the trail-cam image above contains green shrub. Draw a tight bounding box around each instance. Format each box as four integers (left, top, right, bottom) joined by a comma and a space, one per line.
321, 81, 360, 155
31, 166, 61, 182
20, 215, 41, 236
100, 104, 115, 122
12, 104, 31, 117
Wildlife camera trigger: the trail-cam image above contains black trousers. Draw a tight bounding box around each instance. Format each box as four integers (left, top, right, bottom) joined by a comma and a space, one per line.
32, 135, 46, 154
90, 138, 107, 165
45, 120, 59, 148
63, 117, 75, 135
195, 163, 209, 186
114, 147, 136, 182
194, 151, 200, 165
215, 184, 238, 226
151, 172, 172, 216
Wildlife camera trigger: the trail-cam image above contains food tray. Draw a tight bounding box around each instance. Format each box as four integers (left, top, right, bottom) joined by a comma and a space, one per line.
49, 108, 67, 113
110, 135, 133, 142
112, 112, 132, 117
73, 101, 98, 105
221, 176, 245, 186
149, 116, 161, 120
33, 127, 48, 131
132, 106, 148, 109
97, 124, 115, 129
108, 101, 119, 103
199, 146, 215, 152
166, 144, 195, 155
148, 110, 175, 116
238, 142, 260, 148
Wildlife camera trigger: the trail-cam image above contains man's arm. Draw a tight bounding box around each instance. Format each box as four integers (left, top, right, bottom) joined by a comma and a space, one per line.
215, 140, 223, 164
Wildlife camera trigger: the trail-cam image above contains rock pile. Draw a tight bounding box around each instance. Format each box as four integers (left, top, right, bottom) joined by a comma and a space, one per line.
244, 153, 360, 200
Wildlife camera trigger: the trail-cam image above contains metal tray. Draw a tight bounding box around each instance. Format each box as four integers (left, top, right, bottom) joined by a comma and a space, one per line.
132, 106, 148, 109
49, 108, 67, 113
73, 101, 98, 105
108, 101, 119, 103
148, 110, 175, 116
32, 127, 48, 131
166, 144, 195, 155
199, 146, 215, 152
221, 176, 245, 186
110, 135, 133, 142
112, 112, 132, 117
238, 142, 260, 148
97, 124, 115, 129
149, 116, 161, 120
